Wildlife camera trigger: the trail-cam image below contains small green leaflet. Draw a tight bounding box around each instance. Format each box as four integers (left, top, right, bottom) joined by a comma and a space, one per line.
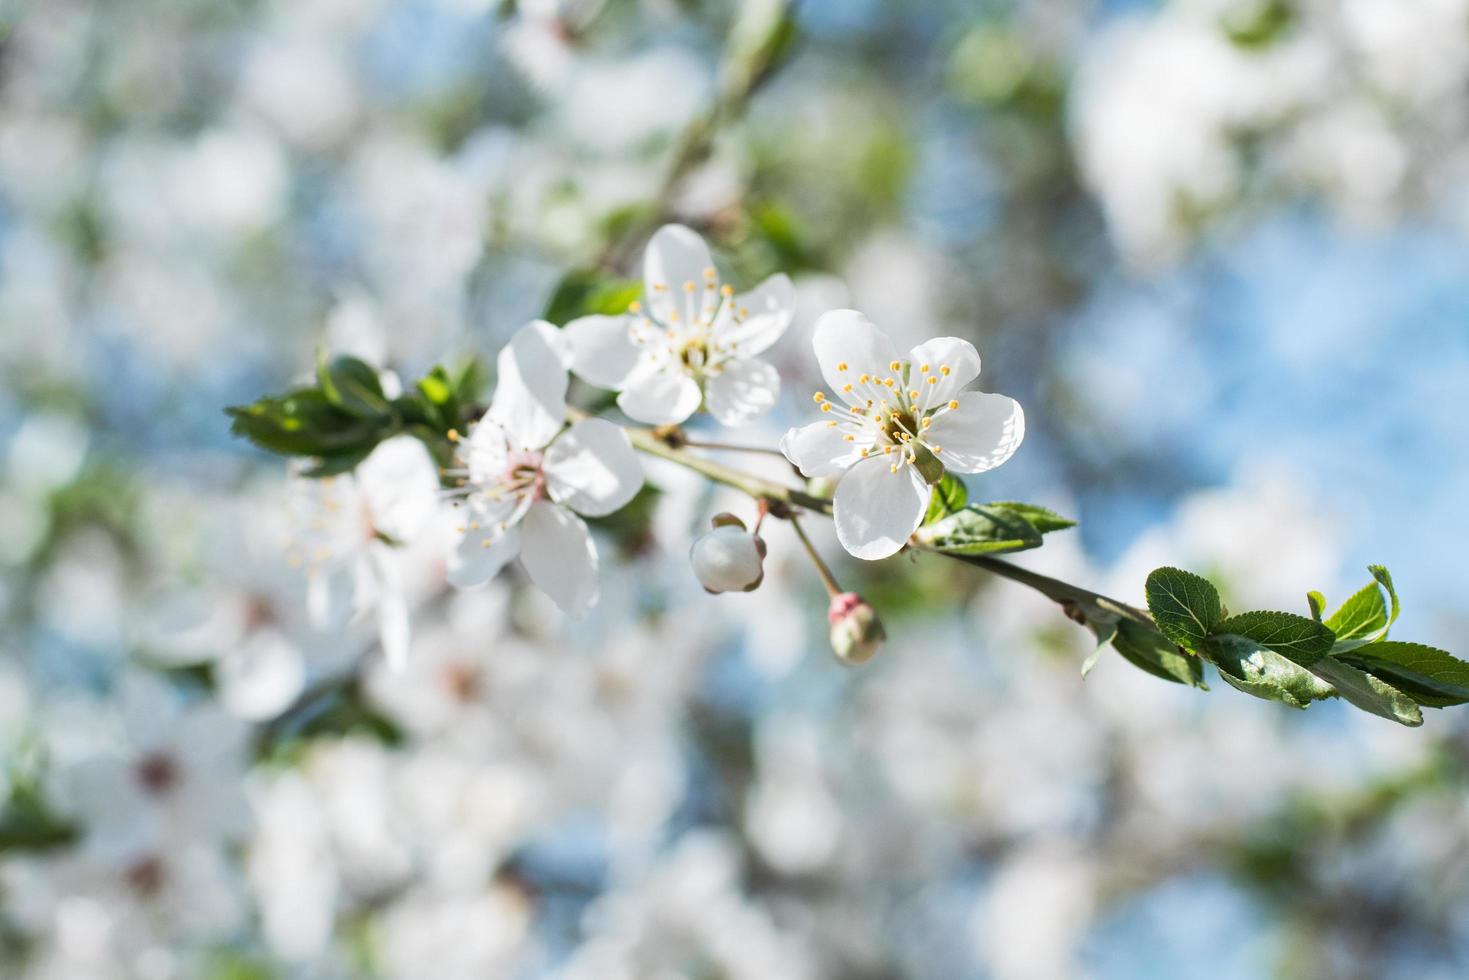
1337, 641, 1469, 708
1212, 610, 1336, 667
923, 474, 968, 525
316, 353, 391, 420
1204, 633, 1333, 709
1307, 657, 1422, 727
1306, 591, 1326, 622
1325, 580, 1386, 644
915, 504, 1043, 555
983, 502, 1077, 534
1112, 618, 1207, 687
1369, 564, 1400, 641
542, 270, 642, 324
1144, 567, 1223, 653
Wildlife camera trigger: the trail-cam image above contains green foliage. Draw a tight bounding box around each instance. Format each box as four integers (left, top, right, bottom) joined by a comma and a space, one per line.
1112, 618, 1207, 688
542, 270, 642, 325
1337, 642, 1469, 708
1145, 567, 1223, 652
916, 500, 1073, 555
1307, 657, 1422, 726
0, 782, 77, 851
1305, 590, 1326, 622
1205, 634, 1334, 709
1212, 610, 1335, 667
923, 474, 968, 525
227, 354, 487, 477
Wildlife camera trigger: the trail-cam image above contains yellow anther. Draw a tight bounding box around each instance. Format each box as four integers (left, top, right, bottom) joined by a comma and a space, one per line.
481, 539, 494, 549
883, 445, 894, 454
890, 463, 899, 473
927, 376, 938, 385
721, 284, 734, 296
842, 383, 854, 393
447, 428, 460, 442
859, 373, 870, 383
837, 361, 848, 372
653, 283, 668, 292
921, 417, 932, 429
739, 307, 749, 317
826, 420, 838, 427
469, 521, 480, 530
629, 300, 642, 313
940, 365, 951, 376
860, 448, 870, 457
813, 392, 826, 403
948, 399, 959, 410
820, 403, 832, 413
908, 389, 919, 399
889, 360, 901, 372
843, 435, 855, 442
920, 364, 930, 373
884, 378, 895, 388
703, 267, 717, 279
683, 281, 696, 293
932, 446, 942, 453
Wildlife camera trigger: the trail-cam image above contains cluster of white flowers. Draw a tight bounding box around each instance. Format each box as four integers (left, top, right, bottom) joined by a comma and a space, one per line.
286, 224, 1027, 661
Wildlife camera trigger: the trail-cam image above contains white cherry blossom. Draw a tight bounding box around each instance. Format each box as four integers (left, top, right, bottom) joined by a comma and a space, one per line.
445, 320, 642, 616
565, 224, 795, 427
781, 310, 1025, 560
287, 434, 441, 670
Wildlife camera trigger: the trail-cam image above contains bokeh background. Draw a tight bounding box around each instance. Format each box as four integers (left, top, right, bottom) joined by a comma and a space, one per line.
3, 0, 1469, 977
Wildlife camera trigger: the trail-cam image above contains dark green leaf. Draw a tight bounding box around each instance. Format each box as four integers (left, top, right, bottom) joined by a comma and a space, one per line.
1212, 610, 1336, 667
1308, 657, 1423, 727
1145, 567, 1223, 653
923, 474, 968, 525
226, 389, 391, 459
914, 504, 1043, 556
317, 353, 390, 420
1205, 633, 1334, 709
1337, 641, 1469, 708
1112, 618, 1207, 687
983, 501, 1076, 534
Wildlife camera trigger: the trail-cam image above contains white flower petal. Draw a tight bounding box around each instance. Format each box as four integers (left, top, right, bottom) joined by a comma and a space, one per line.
780, 421, 863, 478
489, 320, 571, 450
925, 392, 1025, 474
616, 369, 702, 425
355, 435, 441, 542
715, 273, 795, 357
544, 417, 643, 517
643, 224, 716, 321
519, 502, 598, 616
832, 455, 929, 560
565, 314, 642, 390
369, 546, 411, 671
447, 523, 522, 589
907, 336, 981, 405
812, 309, 903, 402
705, 358, 779, 427
465, 419, 510, 486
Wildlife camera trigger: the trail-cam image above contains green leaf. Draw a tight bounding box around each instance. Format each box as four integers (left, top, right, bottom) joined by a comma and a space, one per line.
1307, 657, 1423, 727
226, 389, 391, 460
1369, 564, 1400, 641
1325, 580, 1387, 644
923, 474, 968, 525
1145, 567, 1223, 653
1306, 591, 1326, 622
1336, 641, 1469, 708
1112, 618, 1207, 687
1212, 610, 1336, 667
914, 504, 1043, 556
542, 270, 642, 324
1205, 633, 1334, 709
983, 501, 1076, 534
317, 353, 390, 420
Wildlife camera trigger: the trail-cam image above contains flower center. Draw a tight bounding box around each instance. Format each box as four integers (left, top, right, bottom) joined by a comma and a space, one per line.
811, 357, 963, 484
633, 268, 750, 379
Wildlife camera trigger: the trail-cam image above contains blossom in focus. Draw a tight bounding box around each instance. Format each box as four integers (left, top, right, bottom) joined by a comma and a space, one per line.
565, 224, 795, 427
827, 592, 884, 664
445, 320, 643, 616
689, 514, 766, 594
781, 310, 1025, 560
287, 434, 441, 669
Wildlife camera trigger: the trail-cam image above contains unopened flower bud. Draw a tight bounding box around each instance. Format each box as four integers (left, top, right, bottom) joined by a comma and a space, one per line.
691, 518, 767, 594
827, 592, 884, 664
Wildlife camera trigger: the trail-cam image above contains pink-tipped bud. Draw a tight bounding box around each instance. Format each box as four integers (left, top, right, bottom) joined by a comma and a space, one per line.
827, 592, 884, 665
691, 517, 766, 594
